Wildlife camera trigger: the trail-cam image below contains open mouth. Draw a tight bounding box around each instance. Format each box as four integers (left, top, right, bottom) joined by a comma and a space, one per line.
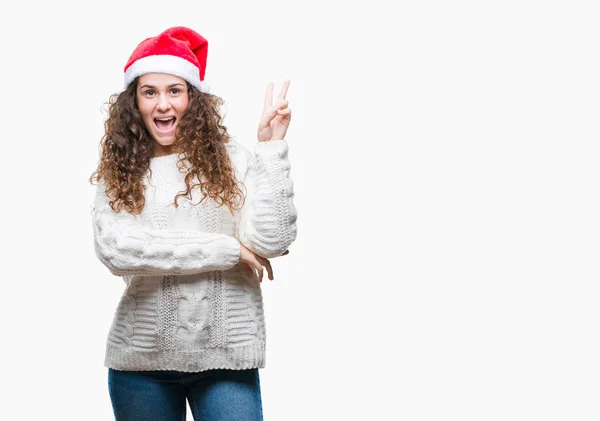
154, 117, 176, 133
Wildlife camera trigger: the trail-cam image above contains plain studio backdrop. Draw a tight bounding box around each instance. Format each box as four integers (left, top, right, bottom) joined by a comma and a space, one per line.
0, 0, 598, 420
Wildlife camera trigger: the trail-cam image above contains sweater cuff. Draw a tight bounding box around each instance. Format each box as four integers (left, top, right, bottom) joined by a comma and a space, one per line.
254, 139, 289, 157
214, 236, 241, 269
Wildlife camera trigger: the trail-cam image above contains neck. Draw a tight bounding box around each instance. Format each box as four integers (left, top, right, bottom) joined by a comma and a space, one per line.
152, 142, 175, 157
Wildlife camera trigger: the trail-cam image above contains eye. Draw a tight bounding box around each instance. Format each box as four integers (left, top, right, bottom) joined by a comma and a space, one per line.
143, 90, 155, 97
170, 88, 181, 95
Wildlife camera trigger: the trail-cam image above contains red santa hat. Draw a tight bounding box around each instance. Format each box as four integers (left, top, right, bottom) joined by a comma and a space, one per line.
124, 26, 210, 93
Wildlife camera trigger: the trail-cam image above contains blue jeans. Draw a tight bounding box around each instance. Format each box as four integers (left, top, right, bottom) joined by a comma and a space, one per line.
108, 368, 263, 421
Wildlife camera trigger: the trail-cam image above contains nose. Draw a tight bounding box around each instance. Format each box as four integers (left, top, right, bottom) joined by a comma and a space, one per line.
156, 94, 172, 112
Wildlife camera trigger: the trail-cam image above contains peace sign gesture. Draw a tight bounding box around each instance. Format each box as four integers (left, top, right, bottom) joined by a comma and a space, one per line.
257, 80, 292, 143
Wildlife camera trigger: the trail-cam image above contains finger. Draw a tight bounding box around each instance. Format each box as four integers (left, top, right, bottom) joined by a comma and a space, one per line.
245, 257, 260, 279
258, 265, 264, 282
276, 108, 291, 115
272, 99, 289, 113
259, 256, 273, 281
277, 80, 290, 101
258, 112, 277, 131
263, 82, 274, 113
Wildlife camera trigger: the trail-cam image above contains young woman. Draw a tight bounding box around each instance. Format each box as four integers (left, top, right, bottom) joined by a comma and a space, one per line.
90, 26, 297, 421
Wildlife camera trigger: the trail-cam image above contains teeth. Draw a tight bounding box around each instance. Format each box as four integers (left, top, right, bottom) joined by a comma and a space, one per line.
156, 117, 174, 121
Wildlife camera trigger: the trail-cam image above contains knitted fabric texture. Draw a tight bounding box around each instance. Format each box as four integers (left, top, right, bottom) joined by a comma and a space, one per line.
92, 139, 297, 372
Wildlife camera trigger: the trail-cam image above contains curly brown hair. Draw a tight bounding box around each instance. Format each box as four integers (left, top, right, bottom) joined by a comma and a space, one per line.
90, 78, 245, 215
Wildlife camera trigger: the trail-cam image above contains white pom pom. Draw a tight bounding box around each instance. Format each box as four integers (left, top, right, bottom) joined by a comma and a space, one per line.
197, 80, 210, 93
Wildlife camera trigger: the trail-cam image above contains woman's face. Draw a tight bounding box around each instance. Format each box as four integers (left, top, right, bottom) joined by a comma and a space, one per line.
136, 73, 189, 157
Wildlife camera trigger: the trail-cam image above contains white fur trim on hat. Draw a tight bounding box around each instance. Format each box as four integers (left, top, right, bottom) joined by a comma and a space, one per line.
124, 54, 210, 92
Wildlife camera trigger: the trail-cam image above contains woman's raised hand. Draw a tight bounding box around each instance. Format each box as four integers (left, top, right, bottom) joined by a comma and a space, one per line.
257, 80, 292, 143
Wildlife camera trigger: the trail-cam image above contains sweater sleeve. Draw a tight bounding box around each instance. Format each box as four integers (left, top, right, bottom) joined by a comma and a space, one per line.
91, 182, 241, 277
237, 139, 298, 258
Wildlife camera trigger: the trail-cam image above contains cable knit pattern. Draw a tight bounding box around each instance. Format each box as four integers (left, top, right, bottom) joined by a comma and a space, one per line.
239, 140, 298, 258
92, 139, 296, 372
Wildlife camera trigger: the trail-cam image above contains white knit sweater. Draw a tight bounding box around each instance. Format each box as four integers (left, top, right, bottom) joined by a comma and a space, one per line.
91, 139, 297, 372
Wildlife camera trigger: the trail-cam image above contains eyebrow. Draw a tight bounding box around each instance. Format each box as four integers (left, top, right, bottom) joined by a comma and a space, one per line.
140, 83, 186, 89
